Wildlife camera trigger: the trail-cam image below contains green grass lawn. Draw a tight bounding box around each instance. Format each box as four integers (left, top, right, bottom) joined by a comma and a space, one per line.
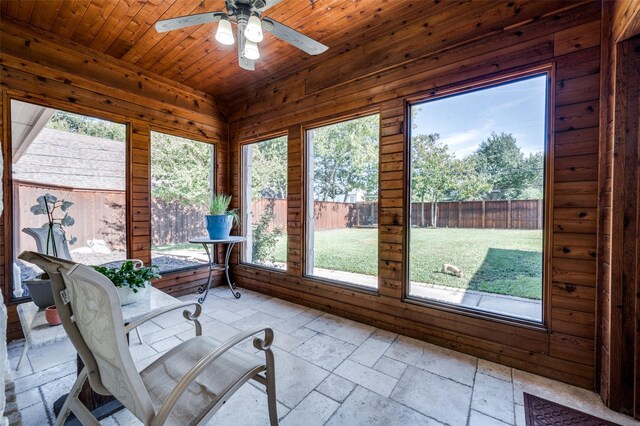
272, 227, 542, 299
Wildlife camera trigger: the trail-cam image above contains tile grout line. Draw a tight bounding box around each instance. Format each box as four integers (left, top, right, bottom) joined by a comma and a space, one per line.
39, 386, 54, 426
466, 359, 480, 426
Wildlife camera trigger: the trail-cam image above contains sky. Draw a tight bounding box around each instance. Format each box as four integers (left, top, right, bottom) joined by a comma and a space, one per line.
411, 74, 548, 158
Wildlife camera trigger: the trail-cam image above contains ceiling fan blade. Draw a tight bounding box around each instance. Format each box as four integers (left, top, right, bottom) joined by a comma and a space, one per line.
262, 17, 328, 56
155, 12, 225, 32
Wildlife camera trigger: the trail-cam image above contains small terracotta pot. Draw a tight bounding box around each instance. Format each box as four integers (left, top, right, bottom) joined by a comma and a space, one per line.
45, 305, 61, 326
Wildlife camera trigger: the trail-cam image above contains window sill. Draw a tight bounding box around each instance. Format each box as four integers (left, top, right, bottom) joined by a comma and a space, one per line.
404, 294, 547, 331
303, 273, 380, 296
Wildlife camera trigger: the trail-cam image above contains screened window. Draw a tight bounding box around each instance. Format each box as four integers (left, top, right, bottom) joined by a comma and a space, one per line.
10, 100, 127, 300
305, 115, 380, 289
150, 132, 214, 273
408, 74, 548, 322
242, 136, 288, 270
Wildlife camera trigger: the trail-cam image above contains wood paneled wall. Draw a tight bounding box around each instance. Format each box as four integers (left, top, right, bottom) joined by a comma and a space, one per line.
229, 2, 602, 389
0, 18, 229, 340
598, 0, 640, 417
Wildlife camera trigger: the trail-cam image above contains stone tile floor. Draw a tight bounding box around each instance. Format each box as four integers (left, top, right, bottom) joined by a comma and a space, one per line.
9, 285, 638, 426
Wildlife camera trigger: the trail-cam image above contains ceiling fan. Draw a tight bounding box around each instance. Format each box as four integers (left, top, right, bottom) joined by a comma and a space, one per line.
155, 0, 329, 71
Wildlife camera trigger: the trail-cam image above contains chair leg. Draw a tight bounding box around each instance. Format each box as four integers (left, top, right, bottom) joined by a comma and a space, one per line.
265, 350, 278, 426
136, 327, 144, 344
55, 368, 99, 426
16, 342, 28, 370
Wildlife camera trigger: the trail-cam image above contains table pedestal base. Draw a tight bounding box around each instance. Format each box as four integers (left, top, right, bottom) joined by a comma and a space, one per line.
197, 240, 241, 303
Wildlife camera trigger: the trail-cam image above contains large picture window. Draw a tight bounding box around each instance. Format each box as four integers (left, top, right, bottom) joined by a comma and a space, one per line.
242, 136, 288, 270
150, 131, 214, 273
305, 114, 380, 289
10, 100, 127, 301
408, 73, 549, 322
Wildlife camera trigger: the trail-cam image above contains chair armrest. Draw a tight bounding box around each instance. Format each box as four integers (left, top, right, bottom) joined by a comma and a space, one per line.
154, 326, 274, 424
124, 301, 202, 336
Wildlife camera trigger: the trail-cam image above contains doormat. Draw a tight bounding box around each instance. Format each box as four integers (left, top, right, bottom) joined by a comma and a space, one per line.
524, 393, 620, 426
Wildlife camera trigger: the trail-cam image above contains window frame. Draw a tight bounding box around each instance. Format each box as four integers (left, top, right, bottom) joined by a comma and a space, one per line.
403, 66, 554, 329
148, 128, 218, 274
4, 95, 132, 303
302, 110, 382, 293
239, 133, 289, 273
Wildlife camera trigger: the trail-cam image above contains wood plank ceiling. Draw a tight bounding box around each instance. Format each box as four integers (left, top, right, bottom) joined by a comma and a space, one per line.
0, 0, 435, 101
0, 0, 570, 103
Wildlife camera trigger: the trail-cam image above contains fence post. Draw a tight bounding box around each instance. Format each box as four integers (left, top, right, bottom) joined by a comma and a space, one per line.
457, 201, 461, 228
482, 200, 486, 229
507, 199, 512, 229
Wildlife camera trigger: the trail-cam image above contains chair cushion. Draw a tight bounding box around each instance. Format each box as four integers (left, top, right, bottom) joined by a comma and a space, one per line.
140, 335, 265, 425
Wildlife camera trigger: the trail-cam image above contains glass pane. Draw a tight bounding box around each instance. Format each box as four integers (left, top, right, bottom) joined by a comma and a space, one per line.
150, 132, 214, 273
242, 136, 288, 270
11, 100, 127, 300
408, 74, 547, 321
306, 115, 380, 289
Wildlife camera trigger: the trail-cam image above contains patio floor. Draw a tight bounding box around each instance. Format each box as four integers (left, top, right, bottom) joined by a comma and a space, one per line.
312, 268, 541, 321
10, 285, 636, 426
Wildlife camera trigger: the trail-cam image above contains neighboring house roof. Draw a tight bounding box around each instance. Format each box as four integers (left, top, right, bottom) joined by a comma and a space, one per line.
12, 128, 126, 191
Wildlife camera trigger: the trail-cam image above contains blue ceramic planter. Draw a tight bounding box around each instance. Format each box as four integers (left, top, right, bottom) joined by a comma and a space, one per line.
205, 215, 233, 240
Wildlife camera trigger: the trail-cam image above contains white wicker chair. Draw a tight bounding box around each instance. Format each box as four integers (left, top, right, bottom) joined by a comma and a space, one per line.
19, 251, 278, 426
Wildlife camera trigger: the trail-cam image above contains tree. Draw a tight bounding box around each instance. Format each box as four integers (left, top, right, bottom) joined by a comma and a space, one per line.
411, 133, 457, 227
450, 157, 492, 201
150, 133, 214, 206
46, 111, 126, 142
411, 134, 491, 227
471, 132, 542, 200
312, 115, 379, 201
250, 136, 288, 200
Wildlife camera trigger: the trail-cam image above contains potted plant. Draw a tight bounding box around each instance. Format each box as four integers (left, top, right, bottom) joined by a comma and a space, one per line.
24, 193, 77, 309
205, 193, 239, 240
93, 260, 161, 306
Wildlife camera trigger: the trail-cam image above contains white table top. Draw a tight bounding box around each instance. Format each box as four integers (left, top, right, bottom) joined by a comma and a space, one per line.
189, 236, 247, 244
17, 287, 180, 348
120, 286, 181, 324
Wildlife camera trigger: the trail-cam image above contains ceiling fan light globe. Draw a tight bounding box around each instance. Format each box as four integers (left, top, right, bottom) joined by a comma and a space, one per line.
244, 14, 263, 43
243, 40, 260, 60
215, 18, 234, 45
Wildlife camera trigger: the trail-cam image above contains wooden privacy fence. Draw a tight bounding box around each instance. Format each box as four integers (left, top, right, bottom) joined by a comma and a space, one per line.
250, 199, 378, 231
151, 200, 208, 246
13, 181, 127, 254
252, 198, 544, 230
411, 199, 544, 230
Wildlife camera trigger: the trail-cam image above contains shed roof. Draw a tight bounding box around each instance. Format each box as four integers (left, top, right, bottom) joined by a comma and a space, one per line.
12, 128, 126, 191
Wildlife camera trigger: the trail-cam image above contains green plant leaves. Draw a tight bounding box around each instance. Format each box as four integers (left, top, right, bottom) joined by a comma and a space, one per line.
93, 260, 161, 290
209, 193, 232, 215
